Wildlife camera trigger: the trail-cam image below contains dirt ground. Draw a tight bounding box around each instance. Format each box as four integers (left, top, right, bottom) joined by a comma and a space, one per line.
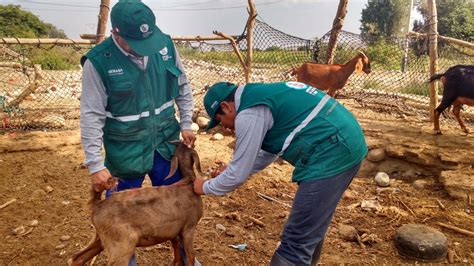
1, 99, 473, 265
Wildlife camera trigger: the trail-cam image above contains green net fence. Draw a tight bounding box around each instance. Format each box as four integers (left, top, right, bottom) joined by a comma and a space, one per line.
1, 19, 473, 132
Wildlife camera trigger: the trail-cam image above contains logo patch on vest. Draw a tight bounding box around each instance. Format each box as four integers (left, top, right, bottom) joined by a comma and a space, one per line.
159, 47, 168, 55
286, 81, 307, 90
306, 87, 318, 95
108, 68, 124, 76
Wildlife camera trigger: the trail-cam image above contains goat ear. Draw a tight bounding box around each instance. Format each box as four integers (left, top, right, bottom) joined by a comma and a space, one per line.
355, 60, 363, 73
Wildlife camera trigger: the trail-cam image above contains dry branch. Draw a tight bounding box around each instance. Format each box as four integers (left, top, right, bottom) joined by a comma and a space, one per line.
437, 222, 474, 237
0, 199, 16, 209
213, 31, 247, 71
435, 199, 446, 210
249, 216, 265, 227
257, 192, 292, 208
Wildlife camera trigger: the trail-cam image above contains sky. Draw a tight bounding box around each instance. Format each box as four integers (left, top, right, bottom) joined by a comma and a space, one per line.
2, 0, 420, 40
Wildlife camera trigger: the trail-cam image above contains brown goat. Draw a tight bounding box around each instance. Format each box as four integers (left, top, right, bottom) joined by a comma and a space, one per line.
290, 51, 371, 97
69, 141, 203, 266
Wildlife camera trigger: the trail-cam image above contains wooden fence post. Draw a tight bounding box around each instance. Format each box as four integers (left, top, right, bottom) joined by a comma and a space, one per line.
96, 0, 110, 44
326, 0, 348, 64
428, 0, 438, 122
246, 0, 257, 83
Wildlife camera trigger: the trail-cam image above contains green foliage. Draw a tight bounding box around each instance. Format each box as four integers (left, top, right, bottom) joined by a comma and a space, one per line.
0, 4, 67, 38
28, 47, 81, 70
365, 40, 408, 70
360, 0, 412, 39
362, 80, 383, 91
416, 0, 474, 41
400, 83, 429, 96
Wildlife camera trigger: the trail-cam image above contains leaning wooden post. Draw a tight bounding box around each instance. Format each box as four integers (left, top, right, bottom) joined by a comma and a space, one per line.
245, 0, 257, 83
326, 0, 348, 64
96, 0, 111, 44
7, 65, 43, 108
428, 0, 438, 122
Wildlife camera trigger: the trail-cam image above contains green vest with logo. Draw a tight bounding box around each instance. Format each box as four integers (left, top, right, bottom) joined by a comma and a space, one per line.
83, 36, 181, 178
238, 82, 368, 182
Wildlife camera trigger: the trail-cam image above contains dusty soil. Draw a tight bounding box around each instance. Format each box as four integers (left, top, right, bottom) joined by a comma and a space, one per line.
1, 99, 473, 265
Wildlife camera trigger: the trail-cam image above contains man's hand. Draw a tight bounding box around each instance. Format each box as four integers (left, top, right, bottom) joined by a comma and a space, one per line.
90, 168, 116, 192
210, 160, 227, 178
193, 177, 205, 195
181, 130, 196, 148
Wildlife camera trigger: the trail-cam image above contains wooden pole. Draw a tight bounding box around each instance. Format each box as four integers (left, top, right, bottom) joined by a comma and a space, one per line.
401, 0, 414, 72
246, 0, 257, 83
96, 0, 110, 44
428, 0, 438, 122
407, 31, 474, 50
213, 31, 247, 71
7, 65, 43, 108
0, 38, 94, 45
326, 0, 348, 64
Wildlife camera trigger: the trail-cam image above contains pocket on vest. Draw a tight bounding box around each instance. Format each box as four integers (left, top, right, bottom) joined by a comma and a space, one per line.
103, 130, 153, 178
108, 82, 138, 116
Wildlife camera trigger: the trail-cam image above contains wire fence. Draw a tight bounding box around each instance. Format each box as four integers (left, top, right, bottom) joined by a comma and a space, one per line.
1, 19, 473, 132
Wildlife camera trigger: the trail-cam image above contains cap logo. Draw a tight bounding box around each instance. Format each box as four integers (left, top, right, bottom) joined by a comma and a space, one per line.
140, 24, 149, 33
211, 101, 219, 110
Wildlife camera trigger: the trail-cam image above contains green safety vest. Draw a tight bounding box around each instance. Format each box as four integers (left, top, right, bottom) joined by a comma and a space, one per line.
238, 82, 368, 182
83, 36, 182, 178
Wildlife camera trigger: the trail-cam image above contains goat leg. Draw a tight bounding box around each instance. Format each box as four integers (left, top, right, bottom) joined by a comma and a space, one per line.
433, 109, 442, 135
327, 87, 336, 97
181, 229, 197, 266
452, 103, 469, 134
171, 238, 184, 266
68, 233, 103, 266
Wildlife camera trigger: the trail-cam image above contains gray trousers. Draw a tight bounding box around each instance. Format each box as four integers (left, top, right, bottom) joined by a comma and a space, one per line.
270, 163, 361, 265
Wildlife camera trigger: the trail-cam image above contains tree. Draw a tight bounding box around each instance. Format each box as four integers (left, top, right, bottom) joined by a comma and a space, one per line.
360, 0, 412, 39
0, 5, 67, 38
415, 0, 474, 41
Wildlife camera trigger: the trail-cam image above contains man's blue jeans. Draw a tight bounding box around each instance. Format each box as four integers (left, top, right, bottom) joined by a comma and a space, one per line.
271, 163, 361, 265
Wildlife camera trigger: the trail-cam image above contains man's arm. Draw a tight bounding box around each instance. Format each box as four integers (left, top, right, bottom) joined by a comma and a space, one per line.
80, 60, 107, 175
203, 105, 274, 196
173, 46, 194, 131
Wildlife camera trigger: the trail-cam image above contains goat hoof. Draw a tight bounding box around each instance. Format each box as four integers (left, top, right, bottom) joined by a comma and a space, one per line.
434, 130, 442, 135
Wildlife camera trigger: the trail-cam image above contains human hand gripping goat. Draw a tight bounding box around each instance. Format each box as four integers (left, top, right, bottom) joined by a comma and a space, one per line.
193, 160, 227, 195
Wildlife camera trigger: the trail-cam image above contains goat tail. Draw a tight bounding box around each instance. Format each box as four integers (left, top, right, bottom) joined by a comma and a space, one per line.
429, 73, 444, 83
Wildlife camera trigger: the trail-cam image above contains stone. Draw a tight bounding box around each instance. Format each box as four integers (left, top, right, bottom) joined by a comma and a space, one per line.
374, 172, 390, 187
45, 186, 54, 193
190, 123, 200, 133
367, 148, 386, 162
395, 224, 448, 262
60, 235, 71, 241
440, 169, 474, 201
337, 224, 358, 241
413, 180, 428, 190
211, 133, 224, 141
216, 224, 226, 231
29, 220, 39, 227
196, 117, 210, 129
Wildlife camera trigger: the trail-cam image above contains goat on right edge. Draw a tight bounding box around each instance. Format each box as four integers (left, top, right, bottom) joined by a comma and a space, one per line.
429, 64, 474, 135
290, 51, 371, 97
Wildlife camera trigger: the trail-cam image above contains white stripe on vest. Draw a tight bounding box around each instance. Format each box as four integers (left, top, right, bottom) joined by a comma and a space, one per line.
105, 100, 174, 122
277, 94, 331, 156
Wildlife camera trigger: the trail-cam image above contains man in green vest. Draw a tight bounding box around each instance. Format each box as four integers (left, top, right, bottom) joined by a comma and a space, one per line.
80, 0, 197, 264
194, 81, 368, 265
